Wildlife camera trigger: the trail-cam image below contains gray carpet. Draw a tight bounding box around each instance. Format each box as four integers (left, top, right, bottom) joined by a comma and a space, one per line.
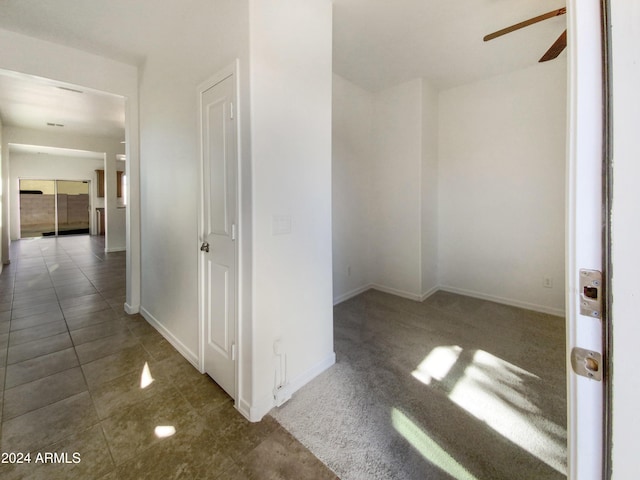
271, 290, 567, 480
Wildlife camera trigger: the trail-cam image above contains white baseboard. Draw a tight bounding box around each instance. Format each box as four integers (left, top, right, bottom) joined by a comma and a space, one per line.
335, 283, 439, 305
333, 284, 371, 305
250, 393, 278, 423
236, 398, 255, 422
124, 302, 140, 314
278, 351, 336, 404
369, 283, 423, 302
139, 306, 200, 368
105, 246, 126, 253
419, 285, 439, 302
248, 351, 337, 422
334, 282, 564, 317
438, 285, 565, 317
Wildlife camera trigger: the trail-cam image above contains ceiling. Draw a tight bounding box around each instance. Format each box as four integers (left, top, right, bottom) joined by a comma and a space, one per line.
9, 144, 106, 159
0, 0, 567, 138
0, 71, 125, 139
332, 0, 567, 91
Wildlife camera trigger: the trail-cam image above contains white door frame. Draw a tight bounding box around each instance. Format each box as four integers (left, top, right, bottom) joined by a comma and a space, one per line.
566, 0, 610, 478
197, 60, 241, 401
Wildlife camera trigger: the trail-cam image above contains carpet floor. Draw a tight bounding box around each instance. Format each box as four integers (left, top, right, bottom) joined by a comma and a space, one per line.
271, 289, 567, 480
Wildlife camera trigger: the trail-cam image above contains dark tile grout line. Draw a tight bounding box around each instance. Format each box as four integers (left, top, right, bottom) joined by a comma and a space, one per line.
51, 241, 120, 470
0, 237, 131, 466
1, 238, 249, 477
60, 242, 161, 473
0, 237, 214, 475
0, 256, 17, 445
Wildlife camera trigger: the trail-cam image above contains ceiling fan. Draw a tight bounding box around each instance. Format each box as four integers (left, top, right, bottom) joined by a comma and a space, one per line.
483, 7, 567, 62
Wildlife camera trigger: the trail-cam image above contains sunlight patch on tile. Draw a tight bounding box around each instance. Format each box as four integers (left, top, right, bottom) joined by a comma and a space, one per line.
391, 408, 478, 480
412, 345, 462, 385
154, 426, 176, 438
140, 362, 154, 389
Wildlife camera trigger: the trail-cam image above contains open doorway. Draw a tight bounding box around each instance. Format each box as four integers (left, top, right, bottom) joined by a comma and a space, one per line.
313, 1, 575, 478
19, 178, 91, 238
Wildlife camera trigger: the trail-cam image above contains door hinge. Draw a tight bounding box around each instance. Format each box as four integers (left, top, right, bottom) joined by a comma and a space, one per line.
579, 269, 603, 318
231, 224, 236, 241
231, 343, 236, 361
230, 102, 234, 120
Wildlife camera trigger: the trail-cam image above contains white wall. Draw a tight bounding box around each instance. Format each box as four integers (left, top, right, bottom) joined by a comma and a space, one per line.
9, 152, 104, 239
370, 79, 423, 298
610, 2, 640, 477
421, 80, 439, 296
333, 62, 565, 314
332, 76, 440, 303
249, 0, 334, 418
332, 74, 373, 303
438, 61, 566, 315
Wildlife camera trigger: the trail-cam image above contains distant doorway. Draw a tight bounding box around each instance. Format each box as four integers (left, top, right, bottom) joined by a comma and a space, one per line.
19, 179, 90, 238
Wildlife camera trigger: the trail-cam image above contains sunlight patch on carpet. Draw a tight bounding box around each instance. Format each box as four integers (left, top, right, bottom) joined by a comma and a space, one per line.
448, 350, 566, 475
412, 345, 462, 385
391, 408, 479, 480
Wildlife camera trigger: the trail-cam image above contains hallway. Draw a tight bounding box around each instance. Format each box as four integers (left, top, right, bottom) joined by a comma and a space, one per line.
0, 236, 336, 479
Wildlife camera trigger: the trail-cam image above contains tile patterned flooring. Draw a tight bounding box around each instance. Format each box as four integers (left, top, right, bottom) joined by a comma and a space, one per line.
0, 236, 337, 480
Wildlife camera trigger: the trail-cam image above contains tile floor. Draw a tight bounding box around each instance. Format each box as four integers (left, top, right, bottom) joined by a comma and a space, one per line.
0, 236, 337, 480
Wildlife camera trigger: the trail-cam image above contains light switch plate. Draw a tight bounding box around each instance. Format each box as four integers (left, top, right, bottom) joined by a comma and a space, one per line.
273, 215, 292, 235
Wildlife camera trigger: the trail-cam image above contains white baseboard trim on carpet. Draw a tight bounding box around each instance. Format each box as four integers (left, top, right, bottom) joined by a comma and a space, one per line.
140, 306, 200, 368
276, 351, 336, 406
124, 302, 140, 314
419, 285, 439, 302
370, 283, 423, 302
335, 284, 440, 305
250, 393, 279, 423
333, 284, 371, 305
247, 352, 337, 422
333, 283, 562, 317
438, 285, 566, 317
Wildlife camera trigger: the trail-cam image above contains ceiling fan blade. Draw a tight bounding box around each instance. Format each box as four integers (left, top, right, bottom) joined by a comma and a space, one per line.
484, 7, 566, 42
539, 29, 567, 62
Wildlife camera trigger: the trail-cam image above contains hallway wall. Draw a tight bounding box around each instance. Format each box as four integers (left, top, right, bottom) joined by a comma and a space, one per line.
138, 0, 334, 419
137, 0, 251, 407
610, 2, 640, 475
249, 0, 334, 417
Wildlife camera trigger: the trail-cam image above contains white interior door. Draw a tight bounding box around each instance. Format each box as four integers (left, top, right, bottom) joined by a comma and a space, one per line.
566, 1, 605, 478
200, 69, 238, 398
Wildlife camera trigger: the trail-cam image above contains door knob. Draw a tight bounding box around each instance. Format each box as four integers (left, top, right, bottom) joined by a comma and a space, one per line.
200, 242, 210, 253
